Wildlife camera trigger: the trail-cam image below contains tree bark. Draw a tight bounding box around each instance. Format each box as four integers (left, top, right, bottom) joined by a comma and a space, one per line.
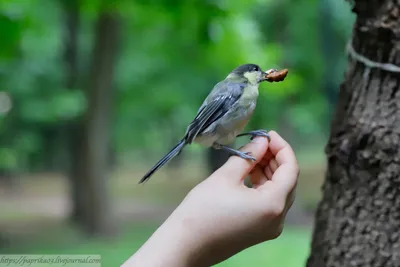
79, 11, 120, 236
307, 1, 400, 266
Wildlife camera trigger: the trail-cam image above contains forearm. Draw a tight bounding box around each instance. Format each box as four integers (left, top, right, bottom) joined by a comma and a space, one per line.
121, 212, 205, 267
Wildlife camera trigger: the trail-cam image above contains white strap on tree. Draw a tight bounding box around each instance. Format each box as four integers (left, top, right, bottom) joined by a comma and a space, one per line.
346, 41, 400, 73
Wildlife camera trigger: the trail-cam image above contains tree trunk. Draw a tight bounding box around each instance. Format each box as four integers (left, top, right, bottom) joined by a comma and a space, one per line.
207, 148, 231, 174
61, 0, 86, 224
79, 11, 120, 236
307, 1, 400, 266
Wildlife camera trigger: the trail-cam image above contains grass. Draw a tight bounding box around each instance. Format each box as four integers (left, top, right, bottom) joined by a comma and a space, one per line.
217, 227, 312, 267
0, 146, 323, 266
3, 222, 312, 267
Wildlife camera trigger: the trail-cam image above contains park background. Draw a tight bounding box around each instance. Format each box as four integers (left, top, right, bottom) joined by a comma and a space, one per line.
0, 0, 355, 266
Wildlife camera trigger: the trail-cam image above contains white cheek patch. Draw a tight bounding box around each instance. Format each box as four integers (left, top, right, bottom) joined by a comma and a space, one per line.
244, 72, 258, 84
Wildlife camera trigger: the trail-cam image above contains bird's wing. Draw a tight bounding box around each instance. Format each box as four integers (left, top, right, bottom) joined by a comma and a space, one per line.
184, 81, 245, 143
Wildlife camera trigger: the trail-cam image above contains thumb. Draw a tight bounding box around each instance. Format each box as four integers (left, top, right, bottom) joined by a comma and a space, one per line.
216, 137, 269, 182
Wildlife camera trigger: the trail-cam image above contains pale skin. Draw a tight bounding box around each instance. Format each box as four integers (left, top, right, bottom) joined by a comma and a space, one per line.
122, 131, 299, 267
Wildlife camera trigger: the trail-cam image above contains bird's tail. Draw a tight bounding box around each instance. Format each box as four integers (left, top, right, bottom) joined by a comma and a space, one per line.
139, 139, 187, 184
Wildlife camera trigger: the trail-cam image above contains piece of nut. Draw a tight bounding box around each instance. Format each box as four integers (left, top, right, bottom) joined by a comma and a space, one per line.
266, 69, 289, 82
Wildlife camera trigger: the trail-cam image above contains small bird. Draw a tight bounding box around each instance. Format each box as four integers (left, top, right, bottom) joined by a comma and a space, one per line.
139, 64, 280, 184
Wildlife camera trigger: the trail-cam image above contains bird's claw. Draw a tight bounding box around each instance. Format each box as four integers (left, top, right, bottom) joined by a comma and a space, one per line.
213, 143, 257, 161
241, 152, 256, 161
249, 130, 271, 141
237, 129, 271, 142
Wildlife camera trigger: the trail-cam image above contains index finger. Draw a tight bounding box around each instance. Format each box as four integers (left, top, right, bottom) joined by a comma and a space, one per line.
218, 136, 269, 182
268, 131, 297, 167
261, 131, 299, 194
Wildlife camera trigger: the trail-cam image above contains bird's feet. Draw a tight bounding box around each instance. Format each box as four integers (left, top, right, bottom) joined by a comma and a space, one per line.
237, 129, 271, 142
239, 151, 257, 161
213, 143, 256, 161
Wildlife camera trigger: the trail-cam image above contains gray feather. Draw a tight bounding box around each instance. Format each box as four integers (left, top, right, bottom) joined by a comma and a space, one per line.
184, 80, 246, 143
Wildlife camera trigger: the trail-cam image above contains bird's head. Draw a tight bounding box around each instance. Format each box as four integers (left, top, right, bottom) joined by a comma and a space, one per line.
226, 63, 271, 85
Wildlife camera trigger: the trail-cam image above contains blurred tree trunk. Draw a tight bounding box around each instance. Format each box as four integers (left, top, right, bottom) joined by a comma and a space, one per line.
79, 10, 120, 235
61, 0, 85, 224
307, 1, 400, 266
207, 148, 230, 173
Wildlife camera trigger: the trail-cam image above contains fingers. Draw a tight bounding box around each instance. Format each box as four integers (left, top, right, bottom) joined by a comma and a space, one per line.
249, 165, 268, 188
259, 149, 274, 167
269, 159, 278, 173
218, 136, 269, 181
259, 131, 299, 196
268, 131, 297, 167
265, 165, 273, 179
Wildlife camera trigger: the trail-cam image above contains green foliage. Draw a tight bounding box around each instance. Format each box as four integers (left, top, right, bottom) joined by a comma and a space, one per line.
20, 90, 86, 123
0, 147, 17, 168
0, 0, 355, 170
0, 14, 21, 59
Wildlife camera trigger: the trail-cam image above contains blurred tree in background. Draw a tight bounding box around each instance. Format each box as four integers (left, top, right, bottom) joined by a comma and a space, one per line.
79, 7, 121, 236
0, 0, 354, 238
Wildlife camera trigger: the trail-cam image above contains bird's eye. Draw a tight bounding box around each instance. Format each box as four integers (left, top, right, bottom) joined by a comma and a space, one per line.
253, 66, 260, 71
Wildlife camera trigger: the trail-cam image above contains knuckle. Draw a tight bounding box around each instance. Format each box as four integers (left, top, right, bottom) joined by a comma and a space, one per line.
270, 224, 284, 240
265, 201, 285, 218
294, 163, 300, 176
290, 161, 300, 179
272, 205, 285, 217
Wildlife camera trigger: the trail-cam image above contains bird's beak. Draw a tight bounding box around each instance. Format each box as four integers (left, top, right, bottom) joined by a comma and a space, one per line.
261, 69, 278, 83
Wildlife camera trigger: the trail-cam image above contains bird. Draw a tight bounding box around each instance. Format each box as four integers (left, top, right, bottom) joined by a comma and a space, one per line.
139, 63, 279, 184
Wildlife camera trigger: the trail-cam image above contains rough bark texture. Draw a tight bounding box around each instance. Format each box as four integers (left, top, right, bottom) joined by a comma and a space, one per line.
307, 1, 400, 266
80, 11, 120, 235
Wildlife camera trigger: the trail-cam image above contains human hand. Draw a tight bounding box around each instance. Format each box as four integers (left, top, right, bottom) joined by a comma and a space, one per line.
123, 131, 299, 267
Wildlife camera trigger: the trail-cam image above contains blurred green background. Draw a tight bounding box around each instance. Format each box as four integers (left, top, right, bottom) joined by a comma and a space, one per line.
0, 0, 355, 266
